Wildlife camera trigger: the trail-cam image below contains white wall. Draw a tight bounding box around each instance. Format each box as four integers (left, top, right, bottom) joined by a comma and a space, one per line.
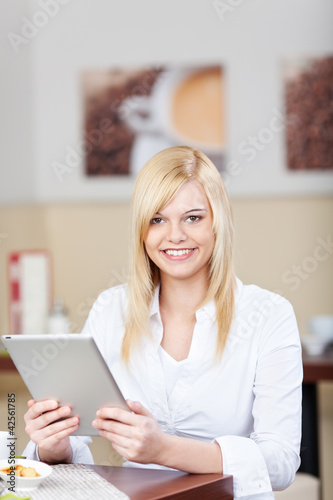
0, 0, 36, 204
1, 0, 333, 205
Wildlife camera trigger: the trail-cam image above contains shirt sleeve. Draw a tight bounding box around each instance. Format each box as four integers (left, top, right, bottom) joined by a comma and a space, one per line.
22, 436, 94, 464
215, 298, 302, 498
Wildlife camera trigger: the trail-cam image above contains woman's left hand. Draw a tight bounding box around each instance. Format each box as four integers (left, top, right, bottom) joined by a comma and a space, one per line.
92, 400, 167, 464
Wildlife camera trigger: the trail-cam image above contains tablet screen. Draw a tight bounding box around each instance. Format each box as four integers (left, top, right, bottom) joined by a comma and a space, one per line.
2, 334, 129, 436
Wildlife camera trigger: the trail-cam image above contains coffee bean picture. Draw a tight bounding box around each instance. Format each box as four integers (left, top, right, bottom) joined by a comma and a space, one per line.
284, 56, 333, 171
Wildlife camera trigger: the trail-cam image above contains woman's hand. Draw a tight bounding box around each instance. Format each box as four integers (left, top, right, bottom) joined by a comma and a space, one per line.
92, 400, 167, 464
24, 399, 79, 463
93, 400, 222, 473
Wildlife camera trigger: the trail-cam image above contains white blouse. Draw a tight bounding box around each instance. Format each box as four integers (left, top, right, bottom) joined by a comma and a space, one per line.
24, 278, 302, 500
158, 345, 187, 400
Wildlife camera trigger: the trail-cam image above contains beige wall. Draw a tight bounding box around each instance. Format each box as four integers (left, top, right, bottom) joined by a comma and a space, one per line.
0, 198, 332, 497
1, 198, 332, 334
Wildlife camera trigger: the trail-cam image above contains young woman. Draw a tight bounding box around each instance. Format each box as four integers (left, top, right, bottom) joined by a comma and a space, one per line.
24, 146, 302, 499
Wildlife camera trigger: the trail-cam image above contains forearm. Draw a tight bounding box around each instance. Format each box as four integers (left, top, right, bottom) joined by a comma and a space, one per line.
94, 402, 222, 473
158, 434, 223, 474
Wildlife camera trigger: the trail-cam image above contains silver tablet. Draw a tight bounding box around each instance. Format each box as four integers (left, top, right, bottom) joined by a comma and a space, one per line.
1, 334, 129, 436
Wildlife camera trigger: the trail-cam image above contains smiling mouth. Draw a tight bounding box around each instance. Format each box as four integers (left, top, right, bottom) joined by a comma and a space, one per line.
163, 248, 195, 256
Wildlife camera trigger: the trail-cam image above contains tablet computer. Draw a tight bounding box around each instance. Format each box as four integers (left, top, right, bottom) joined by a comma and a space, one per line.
1, 334, 129, 436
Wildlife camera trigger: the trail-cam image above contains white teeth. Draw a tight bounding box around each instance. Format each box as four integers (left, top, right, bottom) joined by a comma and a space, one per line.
165, 249, 193, 256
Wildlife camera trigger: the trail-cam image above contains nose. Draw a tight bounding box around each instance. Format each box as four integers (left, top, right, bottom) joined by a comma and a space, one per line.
166, 221, 186, 244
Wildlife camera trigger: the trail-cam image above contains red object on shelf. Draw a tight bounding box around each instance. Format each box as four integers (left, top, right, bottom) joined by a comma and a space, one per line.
7, 250, 52, 335
8, 253, 21, 335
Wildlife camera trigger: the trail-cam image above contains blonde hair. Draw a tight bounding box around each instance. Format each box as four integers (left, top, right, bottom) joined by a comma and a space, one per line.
122, 146, 236, 364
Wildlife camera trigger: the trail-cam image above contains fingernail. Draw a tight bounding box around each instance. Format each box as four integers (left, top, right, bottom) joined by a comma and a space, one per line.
96, 410, 101, 416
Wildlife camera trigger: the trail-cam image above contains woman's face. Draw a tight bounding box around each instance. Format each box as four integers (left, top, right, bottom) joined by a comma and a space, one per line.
144, 180, 215, 283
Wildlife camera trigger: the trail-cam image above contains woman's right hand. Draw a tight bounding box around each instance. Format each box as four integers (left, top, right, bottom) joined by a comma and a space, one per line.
24, 399, 79, 463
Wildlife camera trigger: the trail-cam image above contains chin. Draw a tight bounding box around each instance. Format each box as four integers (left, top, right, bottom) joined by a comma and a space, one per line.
163, 267, 200, 281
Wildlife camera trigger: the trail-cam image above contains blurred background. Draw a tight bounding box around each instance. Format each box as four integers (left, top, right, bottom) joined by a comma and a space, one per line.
0, 1, 332, 498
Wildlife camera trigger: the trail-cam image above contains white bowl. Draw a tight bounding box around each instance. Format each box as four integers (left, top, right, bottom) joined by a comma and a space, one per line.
0, 458, 52, 491
308, 315, 333, 341
301, 333, 331, 356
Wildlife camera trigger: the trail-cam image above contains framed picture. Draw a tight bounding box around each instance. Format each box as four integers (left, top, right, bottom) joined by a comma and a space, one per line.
81, 64, 226, 178
284, 56, 333, 171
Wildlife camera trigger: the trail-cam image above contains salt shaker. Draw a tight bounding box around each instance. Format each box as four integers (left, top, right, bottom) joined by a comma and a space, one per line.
47, 298, 70, 334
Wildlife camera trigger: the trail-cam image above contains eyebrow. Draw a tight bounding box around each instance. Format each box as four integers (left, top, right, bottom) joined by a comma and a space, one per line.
184, 208, 207, 214
156, 208, 207, 215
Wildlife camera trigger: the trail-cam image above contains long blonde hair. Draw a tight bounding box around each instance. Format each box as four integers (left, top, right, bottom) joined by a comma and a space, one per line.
122, 146, 236, 364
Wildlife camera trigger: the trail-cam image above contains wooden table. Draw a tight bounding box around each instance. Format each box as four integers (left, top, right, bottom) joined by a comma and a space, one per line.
0, 353, 15, 370
302, 351, 333, 382
89, 465, 233, 500
299, 351, 333, 478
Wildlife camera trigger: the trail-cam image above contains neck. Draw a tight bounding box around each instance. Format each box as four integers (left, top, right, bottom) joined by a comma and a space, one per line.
159, 272, 209, 318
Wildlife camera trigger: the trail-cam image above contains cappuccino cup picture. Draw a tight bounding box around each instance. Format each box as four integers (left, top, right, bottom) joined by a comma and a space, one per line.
171, 67, 225, 151
82, 64, 226, 177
